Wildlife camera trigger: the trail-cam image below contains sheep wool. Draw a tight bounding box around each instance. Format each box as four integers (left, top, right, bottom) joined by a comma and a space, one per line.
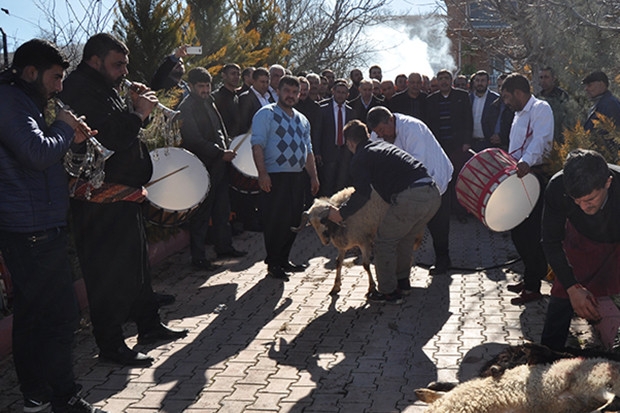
424, 357, 620, 413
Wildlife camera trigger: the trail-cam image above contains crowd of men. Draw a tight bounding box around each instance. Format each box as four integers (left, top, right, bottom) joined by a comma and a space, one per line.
3, 33, 620, 412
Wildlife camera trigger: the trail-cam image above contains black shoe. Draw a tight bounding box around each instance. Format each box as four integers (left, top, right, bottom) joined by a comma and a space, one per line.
216, 248, 247, 259
281, 261, 308, 273
137, 323, 189, 345
153, 292, 175, 307
24, 398, 50, 413
192, 259, 222, 271
62, 393, 108, 413
367, 290, 403, 304
397, 278, 412, 296
429, 258, 451, 275
99, 345, 154, 367
506, 281, 525, 294
267, 266, 290, 281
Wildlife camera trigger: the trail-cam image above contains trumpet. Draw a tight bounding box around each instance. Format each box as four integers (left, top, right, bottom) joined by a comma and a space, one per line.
54, 99, 115, 162
122, 79, 180, 122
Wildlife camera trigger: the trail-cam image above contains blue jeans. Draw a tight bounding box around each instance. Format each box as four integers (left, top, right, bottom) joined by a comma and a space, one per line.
0, 227, 79, 409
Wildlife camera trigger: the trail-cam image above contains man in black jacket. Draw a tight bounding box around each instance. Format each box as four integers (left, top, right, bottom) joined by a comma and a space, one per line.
0, 38, 106, 413
541, 149, 620, 350
61, 33, 188, 367
328, 120, 440, 304
179, 67, 246, 269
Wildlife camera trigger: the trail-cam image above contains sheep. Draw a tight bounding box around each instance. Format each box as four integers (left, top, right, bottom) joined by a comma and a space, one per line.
292, 187, 389, 295
416, 342, 620, 410
420, 357, 620, 413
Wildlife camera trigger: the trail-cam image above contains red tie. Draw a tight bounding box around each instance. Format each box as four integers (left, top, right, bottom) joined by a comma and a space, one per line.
337, 104, 344, 146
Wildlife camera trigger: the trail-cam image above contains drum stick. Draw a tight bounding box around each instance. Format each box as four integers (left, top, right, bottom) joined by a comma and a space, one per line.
232, 131, 252, 153
145, 165, 189, 187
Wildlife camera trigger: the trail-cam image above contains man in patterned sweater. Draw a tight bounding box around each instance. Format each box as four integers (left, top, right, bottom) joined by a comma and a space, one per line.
251, 75, 320, 281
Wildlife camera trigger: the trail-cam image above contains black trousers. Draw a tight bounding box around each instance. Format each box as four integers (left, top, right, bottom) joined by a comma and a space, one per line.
71, 200, 160, 352
510, 171, 548, 292
0, 227, 79, 409
540, 296, 574, 351
427, 190, 450, 262
259, 172, 305, 268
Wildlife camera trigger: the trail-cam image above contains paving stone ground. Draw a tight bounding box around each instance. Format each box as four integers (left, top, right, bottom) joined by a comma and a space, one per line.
0, 217, 597, 413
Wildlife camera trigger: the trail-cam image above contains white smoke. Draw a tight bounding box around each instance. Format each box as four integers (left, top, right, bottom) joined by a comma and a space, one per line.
364, 14, 455, 80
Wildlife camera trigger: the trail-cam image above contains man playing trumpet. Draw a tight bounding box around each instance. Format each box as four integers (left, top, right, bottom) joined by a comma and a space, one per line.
0, 39, 106, 413
60, 33, 188, 367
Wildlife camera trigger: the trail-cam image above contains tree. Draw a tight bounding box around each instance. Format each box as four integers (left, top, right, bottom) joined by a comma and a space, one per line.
231, 0, 291, 67
114, 0, 190, 83
186, 0, 233, 58
23, 0, 117, 65
276, 0, 389, 75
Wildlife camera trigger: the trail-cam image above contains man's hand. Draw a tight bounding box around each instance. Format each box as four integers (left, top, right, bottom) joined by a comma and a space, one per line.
490, 133, 501, 145
516, 161, 530, 178
258, 172, 271, 193
310, 176, 320, 196
174, 45, 189, 59
129, 82, 158, 120
462, 143, 471, 152
56, 109, 97, 144
567, 284, 601, 322
222, 150, 236, 162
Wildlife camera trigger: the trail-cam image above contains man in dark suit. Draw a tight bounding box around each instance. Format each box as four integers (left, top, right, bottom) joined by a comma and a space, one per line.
315, 79, 354, 197
469, 70, 500, 152
238, 67, 271, 134
348, 79, 383, 123
426, 69, 473, 265
389, 72, 428, 121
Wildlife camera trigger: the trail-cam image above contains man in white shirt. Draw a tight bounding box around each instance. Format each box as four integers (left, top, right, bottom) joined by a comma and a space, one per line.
501, 73, 554, 305
367, 106, 454, 278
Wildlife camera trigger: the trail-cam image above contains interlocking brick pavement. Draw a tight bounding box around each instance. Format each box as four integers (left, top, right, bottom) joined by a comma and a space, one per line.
0, 217, 598, 412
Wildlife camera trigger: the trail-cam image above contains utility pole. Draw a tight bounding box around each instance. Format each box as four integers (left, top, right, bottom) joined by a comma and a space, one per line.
0, 28, 7, 69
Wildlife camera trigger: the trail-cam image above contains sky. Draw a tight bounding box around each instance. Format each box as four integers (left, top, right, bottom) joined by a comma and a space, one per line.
0, 0, 452, 79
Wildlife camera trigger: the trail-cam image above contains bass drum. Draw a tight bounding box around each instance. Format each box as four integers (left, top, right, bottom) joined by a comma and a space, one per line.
229, 132, 260, 194
145, 147, 210, 227
455, 148, 540, 232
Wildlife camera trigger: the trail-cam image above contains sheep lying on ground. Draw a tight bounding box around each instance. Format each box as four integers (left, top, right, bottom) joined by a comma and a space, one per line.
292, 187, 389, 295
420, 357, 620, 413
416, 342, 573, 403
417, 342, 620, 410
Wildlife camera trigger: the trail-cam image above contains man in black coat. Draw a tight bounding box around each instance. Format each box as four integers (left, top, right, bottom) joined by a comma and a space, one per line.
61, 33, 188, 367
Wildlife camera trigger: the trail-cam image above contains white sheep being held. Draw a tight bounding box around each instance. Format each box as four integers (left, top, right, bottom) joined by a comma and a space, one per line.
422, 357, 620, 413
292, 187, 389, 295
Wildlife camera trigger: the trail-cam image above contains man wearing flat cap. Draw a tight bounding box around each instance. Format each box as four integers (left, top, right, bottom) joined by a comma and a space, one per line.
583, 71, 620, 132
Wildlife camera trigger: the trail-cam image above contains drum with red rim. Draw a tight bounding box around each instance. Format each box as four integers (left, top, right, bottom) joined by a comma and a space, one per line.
455, 148, 540, 232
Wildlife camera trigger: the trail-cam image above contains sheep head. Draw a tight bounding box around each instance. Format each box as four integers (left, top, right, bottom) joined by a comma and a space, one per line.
291, 198, 344, 246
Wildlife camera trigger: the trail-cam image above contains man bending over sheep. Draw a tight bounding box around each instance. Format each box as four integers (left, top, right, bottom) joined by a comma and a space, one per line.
327, 120, 440, 304
541, 149, 620, 350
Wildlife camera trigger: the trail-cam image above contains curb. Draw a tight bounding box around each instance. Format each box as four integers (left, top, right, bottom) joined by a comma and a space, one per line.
0, 230, 189, 359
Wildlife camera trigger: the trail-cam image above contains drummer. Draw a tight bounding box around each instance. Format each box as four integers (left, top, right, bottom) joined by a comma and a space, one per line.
500, 73, 553, 305
178, 67, 247, 271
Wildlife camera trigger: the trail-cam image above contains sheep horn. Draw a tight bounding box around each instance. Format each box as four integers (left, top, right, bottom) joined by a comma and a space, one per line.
291, 211, 310, 232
